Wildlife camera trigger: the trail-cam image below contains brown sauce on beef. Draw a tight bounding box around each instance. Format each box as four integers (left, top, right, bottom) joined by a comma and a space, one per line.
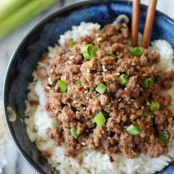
37, 23, 174, 159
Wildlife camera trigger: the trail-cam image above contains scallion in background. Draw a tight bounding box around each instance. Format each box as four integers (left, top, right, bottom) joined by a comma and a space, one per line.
0, 0, 57, 39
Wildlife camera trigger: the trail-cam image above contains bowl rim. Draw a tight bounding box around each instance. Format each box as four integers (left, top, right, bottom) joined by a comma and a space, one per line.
3, 0, 174, 174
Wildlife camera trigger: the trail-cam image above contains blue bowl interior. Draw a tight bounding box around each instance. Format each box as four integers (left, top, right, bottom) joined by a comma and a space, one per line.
4, 1, 174, 174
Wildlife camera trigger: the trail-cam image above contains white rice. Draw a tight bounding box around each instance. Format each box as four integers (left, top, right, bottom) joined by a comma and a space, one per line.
25, 22, 174, 174
152, 40, 174, 70
59, 22, 101, 46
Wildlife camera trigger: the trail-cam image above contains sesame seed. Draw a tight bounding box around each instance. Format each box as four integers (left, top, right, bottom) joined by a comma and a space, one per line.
81, 142, 86, 146
89, 62, 93, 67
48, 77, 53, 85
102, 65, 107, 72
102, 72, 106, 75
50, 68, 54, 73
61, 74, 67, 81
86, 97, 89, 99
107, 137, 111, 140
69, 55, 75, 59
84, 91, 88, 94
76, 111, 80, 114
73, 101, 77, 104
96, 37, 102, 42
54, 86, 58, 92
140, 132, 146, 138
146, 102, 150, 105
68, 61, 72, 64
115, 72, 120, 76
83, 107, 86, 110
87, 69, 90, 73
46, 86, 51, 90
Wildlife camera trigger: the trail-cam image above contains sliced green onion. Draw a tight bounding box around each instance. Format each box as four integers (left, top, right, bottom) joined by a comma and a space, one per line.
131, 47, 143, 57
93, 111, 106, 127
70, 127, 78, 139
76, 79, 82, 86
69, 40, 77, 49
81, 44, 98, 60
142, 77, 155, 89
95, 82, 107, 94
56, 80, 67, 93
119, 74, 128, 86
107, 53, 117, 59
150, 101, 160, 111
126, 124, 141, 135
158, 131, 170, 145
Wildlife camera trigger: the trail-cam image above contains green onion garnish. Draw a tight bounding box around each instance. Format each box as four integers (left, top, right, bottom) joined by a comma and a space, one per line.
81, 44, 98, 60
131, 47, 143, 57
69, 40, 77, 49
95, 82, 107, 94
119, 74, 128, 86
56, 80, 67, 93
149, 101, 160, 111
126, 124, 141, 135
158, 131, 170, 145
142, 77, 155, 89
107, 53, 117, 59
76, 79, 82, 86
70, 127, 78, 139
93, 111, 106, 127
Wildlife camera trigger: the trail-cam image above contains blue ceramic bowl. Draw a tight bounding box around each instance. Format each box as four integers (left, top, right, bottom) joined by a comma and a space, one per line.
4, 0, 174, 173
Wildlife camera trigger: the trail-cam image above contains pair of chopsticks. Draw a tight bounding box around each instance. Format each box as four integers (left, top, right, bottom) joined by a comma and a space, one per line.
132, 0, 158, 48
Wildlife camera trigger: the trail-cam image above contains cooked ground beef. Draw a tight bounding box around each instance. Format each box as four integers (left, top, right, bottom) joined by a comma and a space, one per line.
37, 23, 174, 159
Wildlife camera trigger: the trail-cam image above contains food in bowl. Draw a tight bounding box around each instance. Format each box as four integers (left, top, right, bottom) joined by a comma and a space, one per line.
25, 17, 174, 174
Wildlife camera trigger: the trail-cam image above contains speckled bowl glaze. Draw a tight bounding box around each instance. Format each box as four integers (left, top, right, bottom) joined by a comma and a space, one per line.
4, 0, 174, 173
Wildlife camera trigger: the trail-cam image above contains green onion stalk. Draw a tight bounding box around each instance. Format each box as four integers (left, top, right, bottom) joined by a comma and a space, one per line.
0, 0, 28, 21
0, 0, 57, 39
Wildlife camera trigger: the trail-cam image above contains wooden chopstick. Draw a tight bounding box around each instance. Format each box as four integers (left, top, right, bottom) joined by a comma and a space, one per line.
132, 0, 141, 47
142, 0, 158, 48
